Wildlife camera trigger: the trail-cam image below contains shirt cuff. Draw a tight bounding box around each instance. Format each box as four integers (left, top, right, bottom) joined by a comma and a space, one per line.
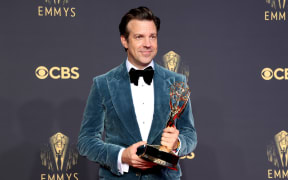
173, 137, 181, 155
117, 148, 129, 174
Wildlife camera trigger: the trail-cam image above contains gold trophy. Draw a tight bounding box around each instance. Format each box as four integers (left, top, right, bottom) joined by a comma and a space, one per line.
140, 82, 190, 170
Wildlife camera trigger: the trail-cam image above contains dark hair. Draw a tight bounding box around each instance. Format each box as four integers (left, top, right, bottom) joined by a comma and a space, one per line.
119, 6, 161, 40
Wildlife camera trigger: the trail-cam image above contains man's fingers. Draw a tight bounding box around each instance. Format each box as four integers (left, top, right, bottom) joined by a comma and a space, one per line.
134, 164, 156, 170
163, 128, 179, 136
126, 141, 158, 170
133, 160, 155, 167
161, 136, 173, 143
161, 140, 169, 147
161, 141, 173, 149
131, 155, 156, 168
163, 127, 176, 133
162, 132, 178, 139
132, 159, 156, 167
133, 141, 147, 148
161, 127, 179, 150
162, 132, 173, 138
135, 166, 154, 170
133, 155, 155, 165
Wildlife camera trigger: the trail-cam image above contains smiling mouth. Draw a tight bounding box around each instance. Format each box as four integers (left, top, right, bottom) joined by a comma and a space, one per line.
141, 51, 152, 54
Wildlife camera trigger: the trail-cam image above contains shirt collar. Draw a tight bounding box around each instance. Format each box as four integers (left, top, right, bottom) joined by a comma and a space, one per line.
126, 58, 154, 72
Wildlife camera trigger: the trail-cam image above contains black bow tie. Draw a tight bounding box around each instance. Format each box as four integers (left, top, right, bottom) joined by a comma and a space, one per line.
129, 66, 154, 86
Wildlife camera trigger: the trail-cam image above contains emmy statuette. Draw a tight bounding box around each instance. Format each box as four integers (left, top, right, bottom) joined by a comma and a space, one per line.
139, 81, 190, 170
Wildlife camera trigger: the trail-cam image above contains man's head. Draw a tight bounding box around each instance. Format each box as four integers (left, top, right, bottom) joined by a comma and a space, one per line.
119, 7, 161, 69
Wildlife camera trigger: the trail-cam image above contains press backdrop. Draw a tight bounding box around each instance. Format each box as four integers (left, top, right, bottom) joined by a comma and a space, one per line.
1, 0, 288, 179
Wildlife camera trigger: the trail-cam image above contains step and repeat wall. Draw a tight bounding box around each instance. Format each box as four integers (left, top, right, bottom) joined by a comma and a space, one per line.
1, 0, 288, 179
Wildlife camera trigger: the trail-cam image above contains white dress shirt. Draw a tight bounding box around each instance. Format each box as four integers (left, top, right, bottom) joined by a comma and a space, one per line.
117, 59, 155, 174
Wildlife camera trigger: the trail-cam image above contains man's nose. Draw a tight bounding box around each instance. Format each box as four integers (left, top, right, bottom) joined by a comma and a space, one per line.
143, 37, 151, 48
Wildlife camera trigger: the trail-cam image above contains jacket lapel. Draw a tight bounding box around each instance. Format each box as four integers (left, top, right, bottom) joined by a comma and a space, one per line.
107, 62, 142, 143
147, 63, 174, 144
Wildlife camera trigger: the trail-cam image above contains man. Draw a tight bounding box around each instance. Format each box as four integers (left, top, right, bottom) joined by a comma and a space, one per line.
77, 7, 197, 179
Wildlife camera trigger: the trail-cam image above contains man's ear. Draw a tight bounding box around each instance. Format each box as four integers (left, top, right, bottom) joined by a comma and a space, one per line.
120, 35, 128, 49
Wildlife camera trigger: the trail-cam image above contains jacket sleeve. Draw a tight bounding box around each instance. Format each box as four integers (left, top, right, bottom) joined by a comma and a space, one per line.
176, 76, 197, 157
77, 77, 123, 176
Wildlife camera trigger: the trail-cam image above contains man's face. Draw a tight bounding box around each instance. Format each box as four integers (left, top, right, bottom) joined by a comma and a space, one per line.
121, 19, 158, 69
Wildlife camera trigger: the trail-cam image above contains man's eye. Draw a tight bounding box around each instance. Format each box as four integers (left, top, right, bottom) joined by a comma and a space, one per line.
135, 36, 142, 39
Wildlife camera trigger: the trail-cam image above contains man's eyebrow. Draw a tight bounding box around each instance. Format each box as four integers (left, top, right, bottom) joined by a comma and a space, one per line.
132, 33, 157, 37
133, 34, 144, 37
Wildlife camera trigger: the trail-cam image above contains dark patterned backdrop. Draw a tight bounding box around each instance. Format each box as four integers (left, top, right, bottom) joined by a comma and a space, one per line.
1, 0, 288, 179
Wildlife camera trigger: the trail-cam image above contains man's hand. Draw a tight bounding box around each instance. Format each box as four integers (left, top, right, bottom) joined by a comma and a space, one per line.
161, 126, 179, 150
122, 141, 156, 170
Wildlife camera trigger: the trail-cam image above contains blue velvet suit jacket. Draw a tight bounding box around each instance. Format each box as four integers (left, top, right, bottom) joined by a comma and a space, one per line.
77, 61, 197, 180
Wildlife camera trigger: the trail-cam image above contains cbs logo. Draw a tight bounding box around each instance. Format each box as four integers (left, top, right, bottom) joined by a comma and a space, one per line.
35, 66, 79, 79
261, 67, 288, 80
180, 152, 195, 160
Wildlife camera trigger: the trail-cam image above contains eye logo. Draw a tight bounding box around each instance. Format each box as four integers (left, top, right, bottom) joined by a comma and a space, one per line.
35, 66, 49, 79
180, 152, 195, 160
261, 68, 274, 80
35, 66, 79, 80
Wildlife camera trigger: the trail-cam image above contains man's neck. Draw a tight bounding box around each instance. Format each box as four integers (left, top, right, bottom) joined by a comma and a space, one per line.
127, 60, 153, 70
126, 59, 154, 72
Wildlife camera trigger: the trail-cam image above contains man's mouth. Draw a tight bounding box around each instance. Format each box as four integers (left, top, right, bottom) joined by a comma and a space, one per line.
140, 51, 152, 56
